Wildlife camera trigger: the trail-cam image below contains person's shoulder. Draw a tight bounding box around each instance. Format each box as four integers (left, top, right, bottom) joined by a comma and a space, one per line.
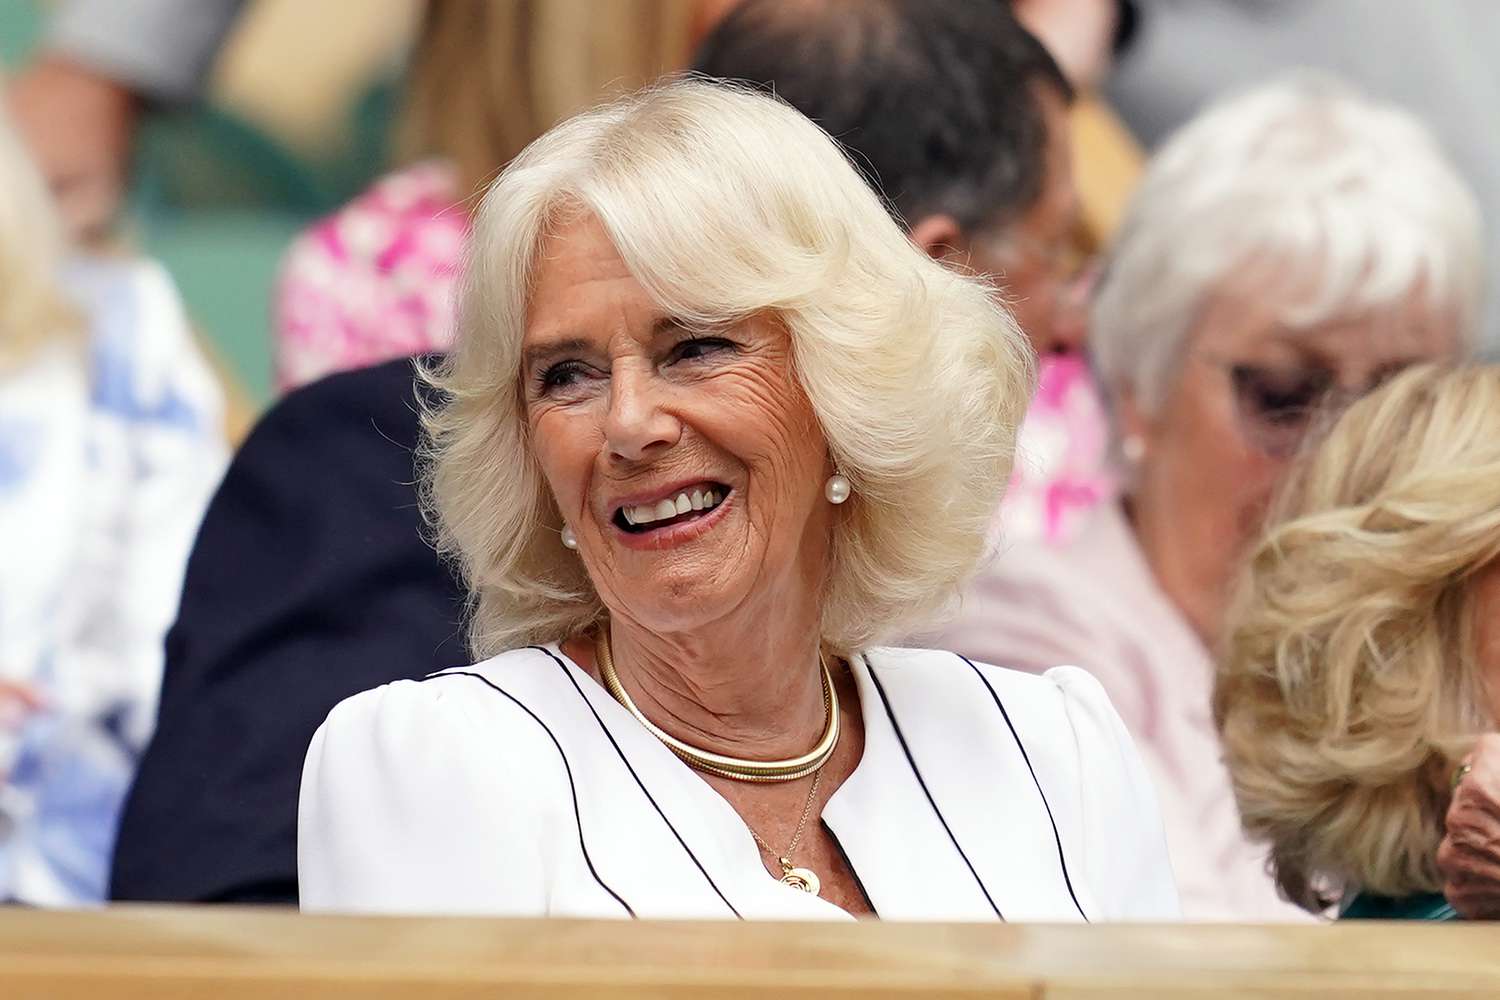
976, 506, 1138, 610
966, 654, 1124, 736
940, 505, 1166, 669
280, 161, 464, 272
58, 254, 224, 433
275, 354, 436, 418
340, 161, 462, 223
61, 255, 196, 364
299, 646, 574, 912
421, 645, 580, 706
243, 354, 438, 461
316, 646, 568, 759
868, 645, 1055, 686
874, 646, 1104, 704
871, 648, 1133, 745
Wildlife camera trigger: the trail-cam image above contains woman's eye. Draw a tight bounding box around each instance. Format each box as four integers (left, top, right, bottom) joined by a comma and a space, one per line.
1256, 382, 1317, 415
1233, 367, 1330, 422
538, 361, 586, 393
669, 337, 734, 364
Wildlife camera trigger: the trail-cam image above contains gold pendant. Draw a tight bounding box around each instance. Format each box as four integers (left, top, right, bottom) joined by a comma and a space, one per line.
778, 858, 820, 895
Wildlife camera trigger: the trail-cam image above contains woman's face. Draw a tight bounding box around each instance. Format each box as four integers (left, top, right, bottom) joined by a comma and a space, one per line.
521, 214, 835, 636
1122, 261, 1462, 642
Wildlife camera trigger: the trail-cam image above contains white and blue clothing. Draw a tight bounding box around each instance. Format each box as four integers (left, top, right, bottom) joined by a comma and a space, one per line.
0, 258, 226, 905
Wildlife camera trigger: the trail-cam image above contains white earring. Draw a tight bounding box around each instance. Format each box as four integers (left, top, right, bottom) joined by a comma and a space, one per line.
561, 525, 578, 550
824, 473, 852, 505
1121, 436, 1145, 464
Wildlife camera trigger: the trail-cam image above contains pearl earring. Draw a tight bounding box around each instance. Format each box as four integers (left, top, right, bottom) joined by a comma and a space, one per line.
561, 525, 578, 550
824, 473, 851, 505
1121, 436, 1146, 463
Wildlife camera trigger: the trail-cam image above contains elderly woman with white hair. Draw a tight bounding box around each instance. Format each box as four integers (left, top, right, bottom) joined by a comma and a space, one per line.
930, 75, 1483, 920
296, 80, 1178, 920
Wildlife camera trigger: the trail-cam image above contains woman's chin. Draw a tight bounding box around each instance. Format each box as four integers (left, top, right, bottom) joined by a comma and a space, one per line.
608, 572, 743, 634
596, 541, 751, 634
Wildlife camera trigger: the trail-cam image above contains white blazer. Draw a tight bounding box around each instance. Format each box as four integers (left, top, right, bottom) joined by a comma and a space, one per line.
298, 645, 1180, 921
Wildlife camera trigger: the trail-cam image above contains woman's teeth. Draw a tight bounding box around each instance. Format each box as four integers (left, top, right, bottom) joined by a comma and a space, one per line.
623, 488, 721, 527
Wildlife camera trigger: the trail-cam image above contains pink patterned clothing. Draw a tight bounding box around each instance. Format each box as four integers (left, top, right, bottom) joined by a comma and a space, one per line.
275, 161, 468, 393
999, 354, 1115, 544
274, 164, 1113, 545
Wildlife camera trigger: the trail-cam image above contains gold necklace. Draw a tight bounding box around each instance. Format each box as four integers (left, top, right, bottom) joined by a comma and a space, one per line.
747, 766, 826, 895
593, 622, 840, 783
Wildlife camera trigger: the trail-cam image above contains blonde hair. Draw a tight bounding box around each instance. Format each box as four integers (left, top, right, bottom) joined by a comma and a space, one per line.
1216, 363, 1500, 911
422, 79, 1034, 658
400, 0, 695, 202
0, 99, 77, 367
1093, 74, 1482, 418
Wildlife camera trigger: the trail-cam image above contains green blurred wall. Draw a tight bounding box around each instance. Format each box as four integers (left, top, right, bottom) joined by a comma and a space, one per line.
0, 0, 42, 64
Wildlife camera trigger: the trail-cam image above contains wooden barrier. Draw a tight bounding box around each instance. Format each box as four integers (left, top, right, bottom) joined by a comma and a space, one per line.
1, 907, 1497, 998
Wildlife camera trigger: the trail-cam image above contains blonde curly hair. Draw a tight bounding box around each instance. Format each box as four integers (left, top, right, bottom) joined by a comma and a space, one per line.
1216, 363, 1500, 911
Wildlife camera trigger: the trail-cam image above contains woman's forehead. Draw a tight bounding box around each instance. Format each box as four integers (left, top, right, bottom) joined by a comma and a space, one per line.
532, 214, 630, 289
523, 216, 651, 342
1190, 259, 1460, 370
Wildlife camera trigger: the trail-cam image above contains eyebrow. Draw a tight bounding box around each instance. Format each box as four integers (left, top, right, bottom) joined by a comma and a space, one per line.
519, 317, 701, 371
652, 316, 696, 339
520, 337, 592, 373
1262, 337, 1427, 389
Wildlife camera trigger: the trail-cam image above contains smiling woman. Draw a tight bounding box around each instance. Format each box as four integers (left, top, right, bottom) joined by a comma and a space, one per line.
296, 79, 1179, 921
423, 79, 1035, 659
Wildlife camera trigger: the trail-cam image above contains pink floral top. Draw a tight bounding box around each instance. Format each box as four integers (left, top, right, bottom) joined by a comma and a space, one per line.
1000, 353, 1116, 544
274, 161, 469, 392
273, 164, 1113, 544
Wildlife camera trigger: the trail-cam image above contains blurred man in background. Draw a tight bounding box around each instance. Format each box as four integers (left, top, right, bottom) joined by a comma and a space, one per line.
696, 0, 1085, 357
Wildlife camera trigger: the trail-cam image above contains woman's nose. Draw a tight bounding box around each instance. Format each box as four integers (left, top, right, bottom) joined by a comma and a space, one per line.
604, 368, 682, 462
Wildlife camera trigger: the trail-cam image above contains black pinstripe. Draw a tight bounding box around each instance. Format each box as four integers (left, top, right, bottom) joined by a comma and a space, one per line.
421, 670, 636, 917
864, 653, 1004, 919
957, 654, 1088, 922
532, 646, 744, 919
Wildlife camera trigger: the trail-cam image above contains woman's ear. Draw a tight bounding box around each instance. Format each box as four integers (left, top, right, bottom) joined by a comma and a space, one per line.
1115, 383, 1152, 465
908, 213, 965, 262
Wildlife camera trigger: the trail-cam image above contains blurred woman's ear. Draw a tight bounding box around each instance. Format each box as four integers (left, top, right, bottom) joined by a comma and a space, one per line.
908, 213, 965, 263
1114, 385, 1151, 454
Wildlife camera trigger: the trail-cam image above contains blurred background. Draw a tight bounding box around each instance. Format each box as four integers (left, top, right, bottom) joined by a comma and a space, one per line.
3, 0, 423, 415
5, 0, 1500, 917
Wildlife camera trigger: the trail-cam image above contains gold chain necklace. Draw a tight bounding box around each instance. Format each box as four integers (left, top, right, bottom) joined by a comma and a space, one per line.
746, 766, 826, 895
593, 622, 840, 782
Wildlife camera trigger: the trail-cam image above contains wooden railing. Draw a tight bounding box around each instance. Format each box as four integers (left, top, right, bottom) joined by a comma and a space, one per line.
2, 907, 1497, 998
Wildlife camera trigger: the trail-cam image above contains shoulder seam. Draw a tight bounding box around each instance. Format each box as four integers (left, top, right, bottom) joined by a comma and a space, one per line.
416, 669, 637, 918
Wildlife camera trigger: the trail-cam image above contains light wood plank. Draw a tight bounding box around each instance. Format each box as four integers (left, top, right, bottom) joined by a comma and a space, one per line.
2, 907, 1497, 999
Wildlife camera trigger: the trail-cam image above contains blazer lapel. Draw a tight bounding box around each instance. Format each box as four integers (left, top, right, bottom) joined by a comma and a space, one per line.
821, 652, 1004, 920
828, 650, 1092, 922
